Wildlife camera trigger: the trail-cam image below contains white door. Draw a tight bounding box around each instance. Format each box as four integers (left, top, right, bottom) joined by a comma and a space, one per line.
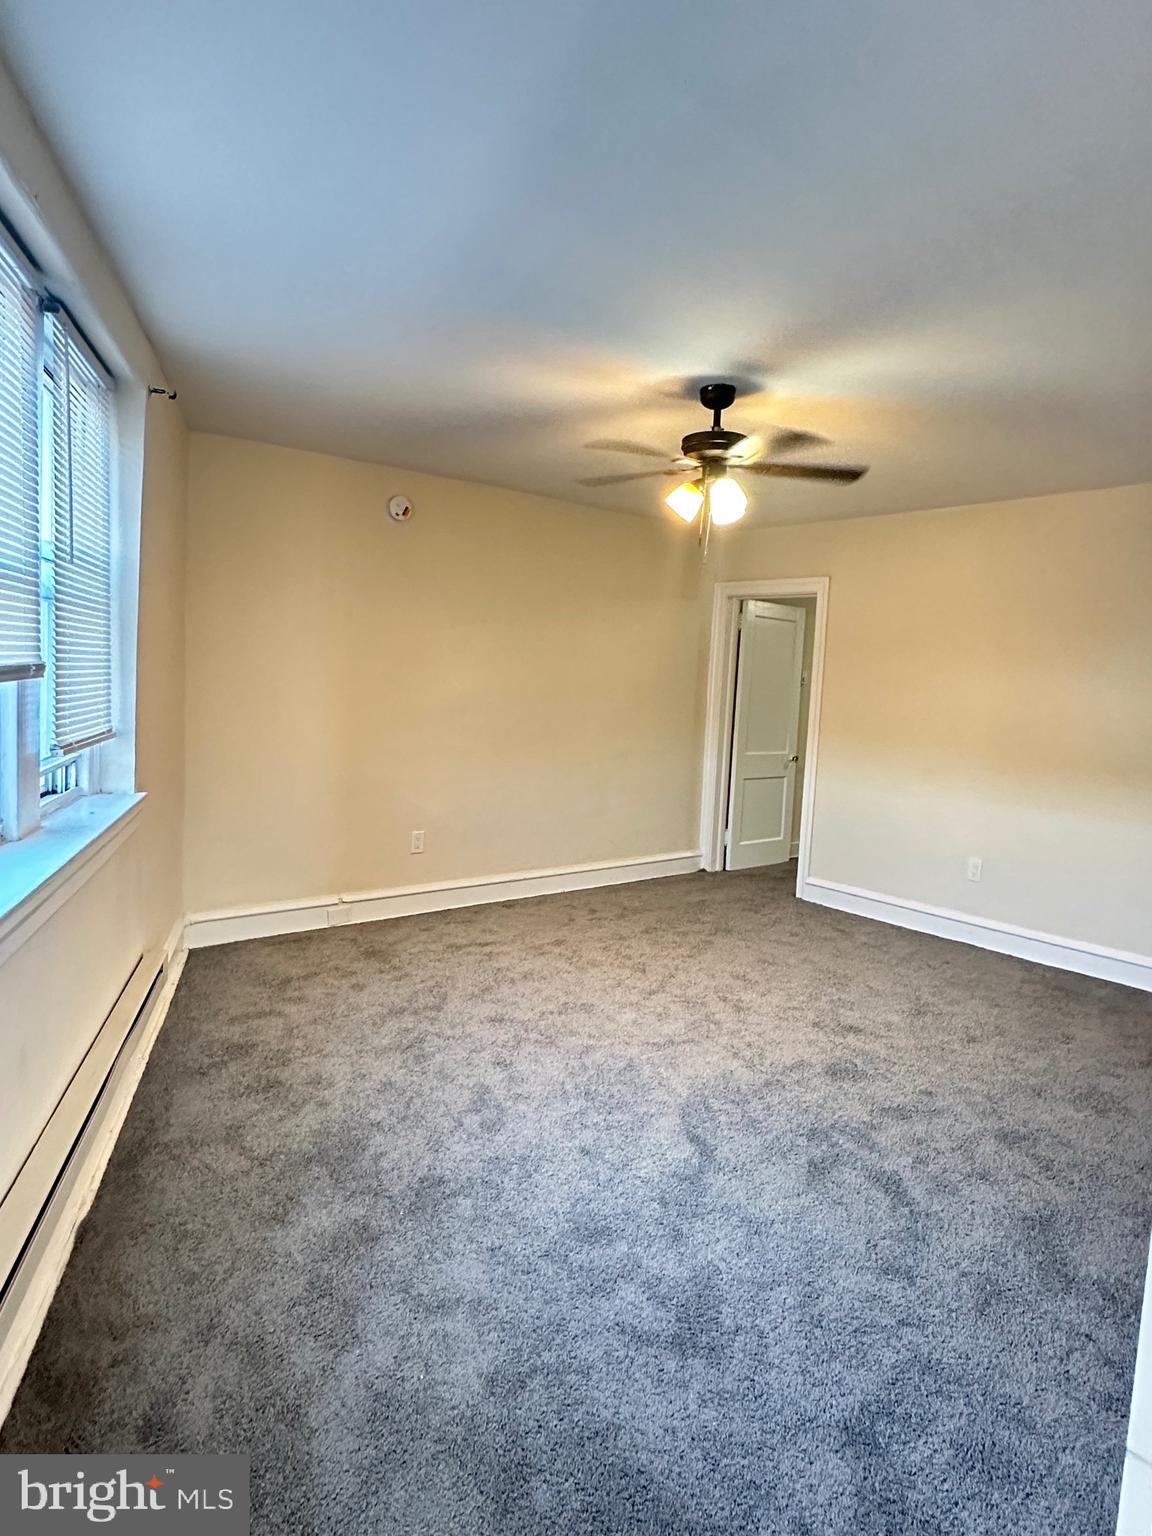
725, 600, 806, 871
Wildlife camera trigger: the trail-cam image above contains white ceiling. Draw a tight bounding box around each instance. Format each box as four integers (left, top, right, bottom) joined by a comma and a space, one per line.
1, 0, 1150, 525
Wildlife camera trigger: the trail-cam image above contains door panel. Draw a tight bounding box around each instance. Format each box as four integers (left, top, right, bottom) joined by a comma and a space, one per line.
726, 601, 805, 871
740, 776, 787, 842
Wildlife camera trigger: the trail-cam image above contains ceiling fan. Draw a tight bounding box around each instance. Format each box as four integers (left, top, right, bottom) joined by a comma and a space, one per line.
578, 382, 867, 540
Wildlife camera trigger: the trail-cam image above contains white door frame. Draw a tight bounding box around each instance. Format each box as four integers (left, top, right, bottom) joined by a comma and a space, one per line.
699, 577, 830, 885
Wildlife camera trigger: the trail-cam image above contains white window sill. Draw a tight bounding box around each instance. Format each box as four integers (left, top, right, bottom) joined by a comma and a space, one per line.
0, 792, 145, 967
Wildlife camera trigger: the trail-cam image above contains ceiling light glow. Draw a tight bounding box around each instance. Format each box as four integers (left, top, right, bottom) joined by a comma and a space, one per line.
665, 480, 704, 522
708, 475, 748, 525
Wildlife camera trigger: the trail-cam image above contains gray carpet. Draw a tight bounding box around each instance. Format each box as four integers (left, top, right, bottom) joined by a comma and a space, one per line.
3, 865, 1151, 1534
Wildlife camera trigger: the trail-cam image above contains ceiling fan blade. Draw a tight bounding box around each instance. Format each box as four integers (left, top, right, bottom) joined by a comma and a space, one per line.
728, 433, 764, 463
767, 427, 831, 455
576, 469, 677, 487
728, 427, 830, 463
741, 461, 868, 484
584, 438, 669, 459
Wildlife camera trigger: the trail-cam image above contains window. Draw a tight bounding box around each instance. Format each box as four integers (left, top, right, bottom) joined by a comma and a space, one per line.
0, 227, 117, 846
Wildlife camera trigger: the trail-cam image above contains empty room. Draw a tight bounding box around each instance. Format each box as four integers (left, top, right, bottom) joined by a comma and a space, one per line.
0, 2, 1150, 1532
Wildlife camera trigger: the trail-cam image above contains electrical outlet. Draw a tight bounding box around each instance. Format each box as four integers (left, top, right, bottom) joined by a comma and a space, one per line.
410, 830, 425, 854
966, 856, 982, 882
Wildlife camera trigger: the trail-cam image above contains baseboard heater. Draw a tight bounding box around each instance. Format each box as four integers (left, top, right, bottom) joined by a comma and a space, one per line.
0, 943, 169, 1422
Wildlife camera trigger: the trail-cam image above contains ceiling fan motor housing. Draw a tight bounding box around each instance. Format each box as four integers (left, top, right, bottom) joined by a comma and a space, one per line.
684, 381, 748, 463
698, 382, 737, 415
681, 427, 747, 462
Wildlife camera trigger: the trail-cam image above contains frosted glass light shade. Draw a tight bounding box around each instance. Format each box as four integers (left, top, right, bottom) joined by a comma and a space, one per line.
708, 475, 748, 525
665, 480, 704, 522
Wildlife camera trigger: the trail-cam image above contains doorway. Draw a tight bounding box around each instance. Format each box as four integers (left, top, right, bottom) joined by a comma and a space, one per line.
726, 598, 812, 869
699, 578, 829, 888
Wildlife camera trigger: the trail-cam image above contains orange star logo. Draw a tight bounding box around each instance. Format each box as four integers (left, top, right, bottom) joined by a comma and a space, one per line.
146, 1476, 164, 1489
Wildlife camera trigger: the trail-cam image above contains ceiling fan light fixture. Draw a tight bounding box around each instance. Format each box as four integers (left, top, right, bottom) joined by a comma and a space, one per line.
665, 480, 704, 522
584, 382, 867, 529
707, 475, 748, 525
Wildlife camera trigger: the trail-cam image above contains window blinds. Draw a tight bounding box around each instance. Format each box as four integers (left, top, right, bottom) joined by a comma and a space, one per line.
0, 237, 44, 683
48, 312, 116, 754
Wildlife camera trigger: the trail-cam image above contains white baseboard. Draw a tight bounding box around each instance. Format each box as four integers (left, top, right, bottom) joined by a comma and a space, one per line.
185, 851, 703, 948
1116, 1450, 1152, 1535
801, 876, 1152, 992
0, 921, 187, 1426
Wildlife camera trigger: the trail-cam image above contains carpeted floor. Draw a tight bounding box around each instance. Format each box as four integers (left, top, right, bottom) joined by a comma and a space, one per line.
3, 865, 1151, 1534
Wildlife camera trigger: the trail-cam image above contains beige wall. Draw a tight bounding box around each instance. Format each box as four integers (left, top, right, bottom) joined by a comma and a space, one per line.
186, 443, 1152, 960
131, 402, 189, 936
184, 434, 704, 914
718, 482, 1152, 955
